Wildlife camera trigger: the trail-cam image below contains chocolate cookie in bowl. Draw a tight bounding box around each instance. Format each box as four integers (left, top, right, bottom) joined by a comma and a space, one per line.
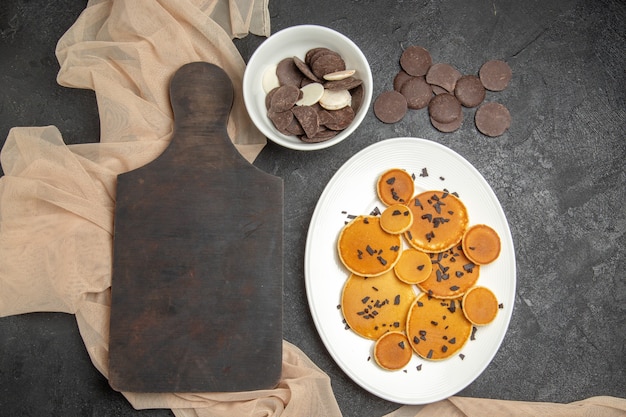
243, 25, 373, 150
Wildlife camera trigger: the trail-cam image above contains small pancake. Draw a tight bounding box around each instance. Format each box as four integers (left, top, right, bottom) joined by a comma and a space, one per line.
406, 293, 472, 360
394, 248, 432, 284
400, 45, 432, 77
341, 270, 417, 340
374, 90, 408, 123
475, 102, 511, 137
380, 204, 413, 234
376, 168, 415, 206
373, 331, 413, 370
462, 224, 501, 265
404, 190, 469, 253
479, 60, 512, 91
337, 216, 402, 277
462, 286, 498, 325
416, 243, 480, 299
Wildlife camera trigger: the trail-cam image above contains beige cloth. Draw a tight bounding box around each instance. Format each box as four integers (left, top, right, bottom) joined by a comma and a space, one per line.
389, 396, 626, 417
1, 1, 624, 416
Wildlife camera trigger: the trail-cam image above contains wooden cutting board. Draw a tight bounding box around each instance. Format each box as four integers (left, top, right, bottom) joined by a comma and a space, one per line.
108, 62, 283, 393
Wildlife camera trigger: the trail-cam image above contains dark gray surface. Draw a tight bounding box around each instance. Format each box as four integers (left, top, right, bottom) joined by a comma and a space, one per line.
1, 0, 624, 416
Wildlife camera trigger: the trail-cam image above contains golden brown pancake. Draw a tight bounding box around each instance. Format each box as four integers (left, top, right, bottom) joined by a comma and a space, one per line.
380, 204, 413, 234
373, 331, 413, 370
416, 243, 480, 299
404, 190, 469, 253
462, 286, 499, 325
406, 293, 471, 360
393, 248, 432, 284
341, 269, 416, 340
376, 168, 414, 206
462, 224, 501, 265
337, 215, 402, 277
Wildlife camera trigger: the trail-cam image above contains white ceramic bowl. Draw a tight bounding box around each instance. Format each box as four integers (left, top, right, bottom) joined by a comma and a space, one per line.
243, 25, 373, 151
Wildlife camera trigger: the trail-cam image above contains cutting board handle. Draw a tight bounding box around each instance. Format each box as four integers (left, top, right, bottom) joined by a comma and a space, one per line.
164, 62, 239, 165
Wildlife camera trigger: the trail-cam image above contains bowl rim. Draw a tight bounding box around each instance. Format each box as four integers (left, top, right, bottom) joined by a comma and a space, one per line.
243, 24, 373, 151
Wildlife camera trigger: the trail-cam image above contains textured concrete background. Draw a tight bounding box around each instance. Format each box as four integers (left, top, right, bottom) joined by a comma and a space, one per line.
1, 0, 624, 416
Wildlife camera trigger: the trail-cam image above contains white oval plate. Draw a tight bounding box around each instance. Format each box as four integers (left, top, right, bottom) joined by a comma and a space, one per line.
304, 137, 516, 404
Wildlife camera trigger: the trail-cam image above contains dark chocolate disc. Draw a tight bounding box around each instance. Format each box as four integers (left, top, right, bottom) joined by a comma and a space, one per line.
300, 128, 338, 143
268, 109, 294, 135
265, 87, 278, 110
399, 46, 432, 77
479, 60, 512, 91
308, 48, 339, 66
285, 116, 305, 136
430, 113, 463, 133
305, 47, 329, 64
291, 105, 320, 138
269, 85, 301, 112
431, 85, 448, 95
276, 58, 304, 87
475, 102, 511, 137
324, 76, 362, 91
454, 75, 486, 108
400, 76, 433, 109
374, 90, 408, 123
428, 93, 462, 124
393, 70, 413, 91
323, 106, 355, 131
350, 84, 364, 114
293, 56, 322, 82
311, 53, 346, 79
425, 63, 462, 93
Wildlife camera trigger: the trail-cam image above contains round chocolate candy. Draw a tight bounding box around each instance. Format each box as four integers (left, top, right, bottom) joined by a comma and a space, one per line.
400, 46, 432, 77
475, 102, 511, 137
454, 75, 486, 108
374, 90, 408, 123
428, 93, 462, 124
479, 60, 512, 91
400, 76, 433, 110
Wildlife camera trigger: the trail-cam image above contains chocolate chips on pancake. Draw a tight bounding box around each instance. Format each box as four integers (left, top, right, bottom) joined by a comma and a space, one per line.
373, 45, 512, 137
